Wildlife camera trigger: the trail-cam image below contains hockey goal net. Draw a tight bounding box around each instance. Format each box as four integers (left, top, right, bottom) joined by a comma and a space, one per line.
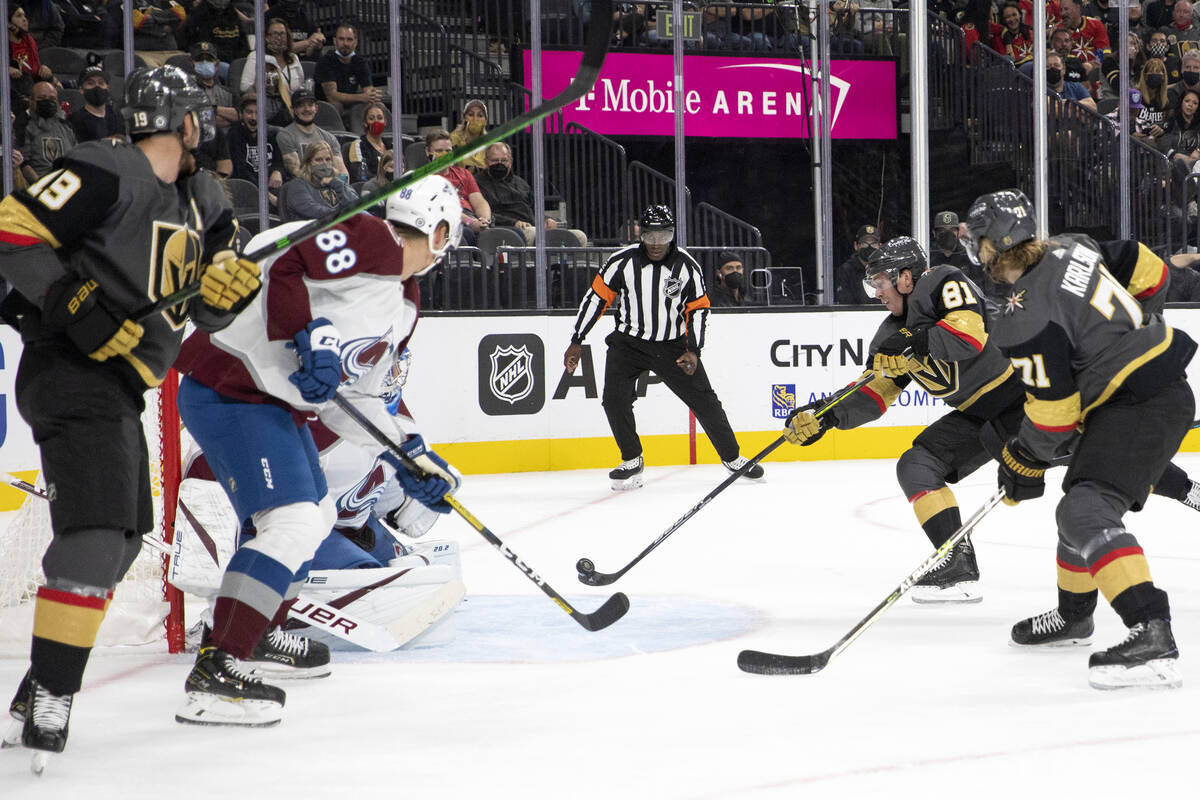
0, 371, 186, 654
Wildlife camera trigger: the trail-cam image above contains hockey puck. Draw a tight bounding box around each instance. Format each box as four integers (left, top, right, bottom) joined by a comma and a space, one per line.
576, 558, 595, 576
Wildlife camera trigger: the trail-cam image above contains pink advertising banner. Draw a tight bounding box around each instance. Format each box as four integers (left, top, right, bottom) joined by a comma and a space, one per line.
522, 50, 898, 139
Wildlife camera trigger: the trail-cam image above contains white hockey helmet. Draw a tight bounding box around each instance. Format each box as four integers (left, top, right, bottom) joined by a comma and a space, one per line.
385, 174, 462, 269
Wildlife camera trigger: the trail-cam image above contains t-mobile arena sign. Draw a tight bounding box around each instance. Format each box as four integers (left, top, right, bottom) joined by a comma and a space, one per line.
523, 50, 897, 139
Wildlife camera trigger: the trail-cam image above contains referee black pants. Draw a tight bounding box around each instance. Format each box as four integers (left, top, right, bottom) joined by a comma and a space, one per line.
601, 331, 740, 463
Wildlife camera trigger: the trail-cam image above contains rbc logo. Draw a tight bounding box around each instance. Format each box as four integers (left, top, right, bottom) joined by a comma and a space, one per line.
771, 384, 795, 419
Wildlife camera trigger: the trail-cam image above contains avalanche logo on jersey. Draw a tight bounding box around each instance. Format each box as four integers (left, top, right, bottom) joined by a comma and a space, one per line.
149, 221, 203, 328
340, 328, 395, 383
336, 463, 388, 528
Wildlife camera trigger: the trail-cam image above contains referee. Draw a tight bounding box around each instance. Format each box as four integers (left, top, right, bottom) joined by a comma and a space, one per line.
563, 205, 764, 490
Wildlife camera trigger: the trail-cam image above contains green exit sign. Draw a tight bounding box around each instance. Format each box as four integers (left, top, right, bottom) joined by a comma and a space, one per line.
659, 10, 702, 42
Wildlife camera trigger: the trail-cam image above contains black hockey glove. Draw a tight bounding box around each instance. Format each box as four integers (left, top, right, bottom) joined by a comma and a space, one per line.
877, 325, 931, 358
997, 439, 1048, 506
43, 277, 143, 362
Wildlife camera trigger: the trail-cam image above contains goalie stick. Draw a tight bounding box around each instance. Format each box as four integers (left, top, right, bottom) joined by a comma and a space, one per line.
329, 393, 629, 632
133, 0, 615, 321
737, 489, 1005, 676
3, 474, 415, 652
575, 373, 876, 587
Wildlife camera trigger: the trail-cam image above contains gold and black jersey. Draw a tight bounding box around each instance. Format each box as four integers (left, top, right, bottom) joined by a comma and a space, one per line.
0, 140, 238, 386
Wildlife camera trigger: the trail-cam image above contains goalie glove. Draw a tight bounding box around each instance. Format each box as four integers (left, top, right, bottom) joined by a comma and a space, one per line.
381, 435, 462, 514
997, 439, 1048, 506
287, 318, 342, 402
877, 325, 931, 358
201, 250, 261, 312
783, 409, 834, 446
43, 277, 144, 362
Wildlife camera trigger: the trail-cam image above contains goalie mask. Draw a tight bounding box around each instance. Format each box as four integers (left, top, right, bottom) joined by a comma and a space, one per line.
863, 236, 927, 297
964, 190, 1036, 266
385, 174, 462, 274
379, 347, 412, 415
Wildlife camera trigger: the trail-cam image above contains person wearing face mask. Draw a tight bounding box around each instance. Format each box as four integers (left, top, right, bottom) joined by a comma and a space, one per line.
239, 18, 305, 99
1136, 58, 1171, 139
277, 87, 349, 181
66, 66, 123, 143
346, 101, 389, 184
708, 251, 748, 307
564, 204, 765, 490
930, 210, 1004, 306
474, 142, 587, 245
314, 22, 378, 125
450, 99, 489, 172
19, 80, 75, 181
834, 224, 880, 305
281, 140, 358, 222
1046, 51, 1097, 110
179, 0, 249, 75
188, 42, 236, 128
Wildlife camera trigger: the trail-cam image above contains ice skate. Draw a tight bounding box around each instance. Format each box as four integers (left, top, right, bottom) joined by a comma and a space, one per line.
609, 456, 644, 491
723, 455, 765, 482
176, 646, 286, 727
1010, 608, 1094, 647
1088, 619, 1182, 690
1185, 480, 1200, 512
2, 669, 30, 749
911, 538, 981, 604
243, 627, 332, 680
22, 678, 74, 775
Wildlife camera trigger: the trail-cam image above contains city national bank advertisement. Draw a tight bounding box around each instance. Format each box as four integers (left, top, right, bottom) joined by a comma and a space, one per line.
5, 310, 1200, 487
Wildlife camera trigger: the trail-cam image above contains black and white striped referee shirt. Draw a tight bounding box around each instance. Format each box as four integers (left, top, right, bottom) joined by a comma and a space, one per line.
570, 244, 712, 350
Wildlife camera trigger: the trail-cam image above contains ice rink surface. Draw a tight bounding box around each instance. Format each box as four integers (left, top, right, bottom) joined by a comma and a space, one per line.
3, 454, 1200, 798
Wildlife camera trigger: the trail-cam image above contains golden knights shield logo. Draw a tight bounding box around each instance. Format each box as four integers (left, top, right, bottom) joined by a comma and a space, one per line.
908, 356, 959, 398
148, 221, 203, 328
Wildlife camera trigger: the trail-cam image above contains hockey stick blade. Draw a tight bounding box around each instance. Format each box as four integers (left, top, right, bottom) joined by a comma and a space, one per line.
737, 489, 1005, 676
134, 1, 614, 321
575, 373, 875, 587
330, 393, 630, 632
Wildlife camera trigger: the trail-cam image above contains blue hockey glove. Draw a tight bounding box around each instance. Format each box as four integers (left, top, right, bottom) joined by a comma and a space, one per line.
287, 317, 342, 402
381, 435, 461, 514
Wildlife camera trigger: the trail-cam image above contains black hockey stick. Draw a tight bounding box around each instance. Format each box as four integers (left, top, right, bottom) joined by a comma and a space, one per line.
576, 373, 876, 587
133, 2, 615, 321
737, 488, 1005, 675
329, 393, 630, 632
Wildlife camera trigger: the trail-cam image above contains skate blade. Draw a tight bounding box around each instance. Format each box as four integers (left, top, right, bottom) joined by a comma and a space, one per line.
911, 582, 982, 604
1009, 636, 1092, 649
1088, 659, 1183, 690
30, 750, 50, 776
175, 692, 283, 727
242, 661, 332, 681
610, 476, 644, 492
2, 718, 23, 749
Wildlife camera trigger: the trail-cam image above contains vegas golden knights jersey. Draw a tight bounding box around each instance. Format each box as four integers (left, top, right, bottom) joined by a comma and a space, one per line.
833, 263, 1021, 428
0, 139, 238, 387
989, 233, 1195, 464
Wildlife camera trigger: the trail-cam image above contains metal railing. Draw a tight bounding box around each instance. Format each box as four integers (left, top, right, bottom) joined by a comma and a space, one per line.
693, 202, 763, 248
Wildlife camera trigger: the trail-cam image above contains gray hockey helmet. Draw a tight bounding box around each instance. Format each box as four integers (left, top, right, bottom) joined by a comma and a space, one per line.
122, 65, 215, 144
964, 190, 1036, 263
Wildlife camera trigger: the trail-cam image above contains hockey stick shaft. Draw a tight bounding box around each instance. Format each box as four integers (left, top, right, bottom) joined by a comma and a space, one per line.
577, 373, 876, 586
738, 489, 1005, 675
134, 2, 614, 321
329, 393, 629, 632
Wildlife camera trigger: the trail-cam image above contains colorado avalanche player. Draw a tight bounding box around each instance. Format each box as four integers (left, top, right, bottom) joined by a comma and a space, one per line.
171, 175, 463, 727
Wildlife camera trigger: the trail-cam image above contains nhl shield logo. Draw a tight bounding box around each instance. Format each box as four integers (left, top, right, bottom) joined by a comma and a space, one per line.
663, 276, 683, 297
489, 345, 534, 404
478, 334, 545, 415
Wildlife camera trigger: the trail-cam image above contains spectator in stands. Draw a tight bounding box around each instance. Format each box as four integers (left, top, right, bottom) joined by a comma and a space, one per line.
1047, 51, 1097, 110
346, 101, 389, 183
1161, 0, 1200, 81
179, 0, 249, 80
1102, 32, 1147, 100
265, 0, 325, 58
105, 0, 186, 51
190, 42, 237, 129
740, 1, 800, 52
277, 86, 349, 181
425, 129, 492, 247
1059, 0, 1110, 81
282, 140, 358, 221
240, 18, 305, 99
1137, 58, 1171, 139
1169, 49, 1200, 106
929, 211, 972, 271
194, 125, 232, 177
67, 66, 122, 142
450, 98, 489, 172
1122, 0, 1154, 45
1167, 251, 1200, 300
314, 22, 379, 122
19, 80, 75, 181
960, 0, 1001, 57
9, 7, 54, 90
701, 3, 746, 50
475, 142, 587, 245
1160, 87, 1200, 190
709, 251, 747, 307
829, 1, 864, 54
1146, 0, 1183, 31
993, 2, 1035, 66
58, 0, 105, 49
833, 224, 878, 305
24, 0, 63, 47
226, 94, 284, 207
612, 3, 649, 46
